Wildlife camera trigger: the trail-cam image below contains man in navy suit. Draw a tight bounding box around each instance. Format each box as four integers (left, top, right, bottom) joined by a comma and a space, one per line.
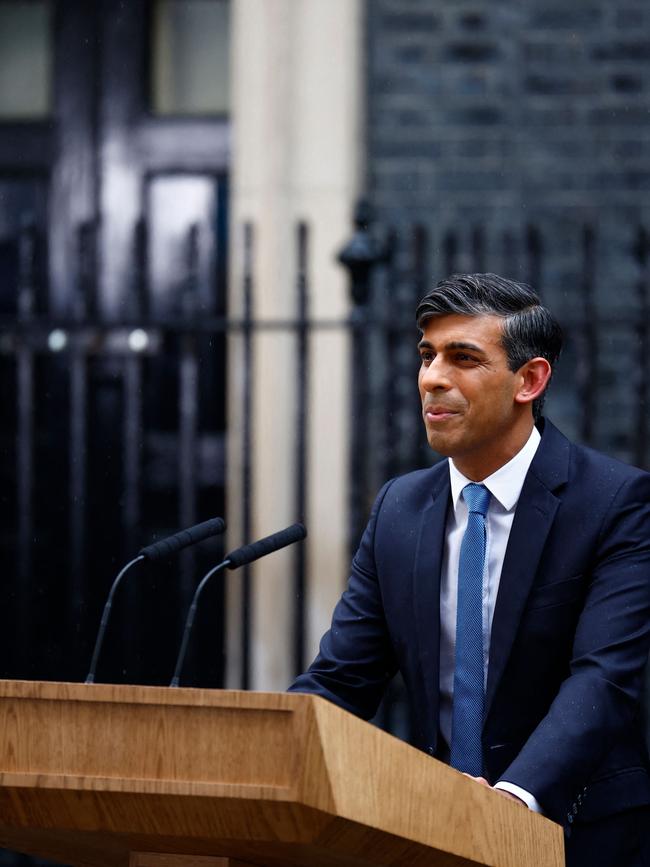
290, 273, 650, 866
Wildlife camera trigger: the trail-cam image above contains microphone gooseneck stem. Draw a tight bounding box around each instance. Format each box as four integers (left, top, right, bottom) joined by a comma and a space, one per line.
85, 554, 145, 684
170, 559, 231, 688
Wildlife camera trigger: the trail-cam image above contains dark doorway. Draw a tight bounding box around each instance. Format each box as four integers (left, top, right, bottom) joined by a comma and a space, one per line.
0, 0, 231, 688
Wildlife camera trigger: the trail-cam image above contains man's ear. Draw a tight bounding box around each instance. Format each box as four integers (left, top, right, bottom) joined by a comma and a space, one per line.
514, 357, 552, 406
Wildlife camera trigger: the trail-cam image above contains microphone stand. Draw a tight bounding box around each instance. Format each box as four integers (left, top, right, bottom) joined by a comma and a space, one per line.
170, 559, 231, 687
169, 523, 306, 687
85, 555, 145, 684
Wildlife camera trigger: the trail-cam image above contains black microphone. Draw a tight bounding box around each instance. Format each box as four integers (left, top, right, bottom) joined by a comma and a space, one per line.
170, 523, 307, 687
85, 516, 226, 684
225, 523, 307, 569
139, 517, 226, 561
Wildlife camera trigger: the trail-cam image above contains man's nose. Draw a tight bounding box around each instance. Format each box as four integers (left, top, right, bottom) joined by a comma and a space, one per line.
420, 357, 452, 391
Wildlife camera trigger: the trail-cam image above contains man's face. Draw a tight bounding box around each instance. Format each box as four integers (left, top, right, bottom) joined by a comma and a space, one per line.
418, 314, 530, 477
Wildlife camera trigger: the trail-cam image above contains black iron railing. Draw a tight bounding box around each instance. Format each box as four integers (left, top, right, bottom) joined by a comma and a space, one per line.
1, 213, 649, 736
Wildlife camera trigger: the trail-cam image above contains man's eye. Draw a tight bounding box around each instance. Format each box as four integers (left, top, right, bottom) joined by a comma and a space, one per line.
420, 352, 434, 363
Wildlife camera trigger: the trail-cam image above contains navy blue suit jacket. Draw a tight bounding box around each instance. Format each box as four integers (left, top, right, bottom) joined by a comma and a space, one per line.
290, 420, 650, 829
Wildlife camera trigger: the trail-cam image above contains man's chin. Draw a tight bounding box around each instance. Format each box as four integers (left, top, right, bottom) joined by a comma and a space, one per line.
426, 434, 455, 457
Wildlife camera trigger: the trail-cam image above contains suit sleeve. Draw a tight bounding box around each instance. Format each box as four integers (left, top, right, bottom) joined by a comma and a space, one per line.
498, 472, 650, 823
288, 480, 399, 720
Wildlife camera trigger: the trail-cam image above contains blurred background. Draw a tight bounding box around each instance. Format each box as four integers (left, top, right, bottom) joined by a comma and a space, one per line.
1, 2, 650, 856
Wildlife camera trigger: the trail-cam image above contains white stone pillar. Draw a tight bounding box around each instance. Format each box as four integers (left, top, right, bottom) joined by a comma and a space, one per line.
227, 0, 364, 690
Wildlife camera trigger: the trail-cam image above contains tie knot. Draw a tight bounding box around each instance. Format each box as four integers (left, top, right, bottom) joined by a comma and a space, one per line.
463, 483, 491, 516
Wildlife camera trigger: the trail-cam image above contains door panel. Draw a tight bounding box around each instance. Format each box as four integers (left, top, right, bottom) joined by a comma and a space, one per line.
0, 0, 230, 689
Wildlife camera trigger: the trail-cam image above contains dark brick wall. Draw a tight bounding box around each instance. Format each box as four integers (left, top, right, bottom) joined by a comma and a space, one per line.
366, 0, 650, 463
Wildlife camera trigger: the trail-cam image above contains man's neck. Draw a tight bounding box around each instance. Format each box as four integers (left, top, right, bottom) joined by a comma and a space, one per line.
451, 420, 537, 482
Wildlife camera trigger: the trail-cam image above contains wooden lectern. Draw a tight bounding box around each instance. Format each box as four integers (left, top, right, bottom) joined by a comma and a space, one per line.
0, 680, 563, 867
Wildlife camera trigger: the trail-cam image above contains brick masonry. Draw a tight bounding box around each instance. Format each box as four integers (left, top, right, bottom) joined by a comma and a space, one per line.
365, 0, 650, 463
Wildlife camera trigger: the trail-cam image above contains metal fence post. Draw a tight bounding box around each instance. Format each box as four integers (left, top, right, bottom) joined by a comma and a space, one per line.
338, 200, 392, 556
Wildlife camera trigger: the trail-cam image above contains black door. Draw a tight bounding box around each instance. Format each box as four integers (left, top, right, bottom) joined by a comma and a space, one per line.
0, 0, 231, 687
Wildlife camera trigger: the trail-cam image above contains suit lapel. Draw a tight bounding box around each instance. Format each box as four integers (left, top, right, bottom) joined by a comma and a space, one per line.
484, 421, 570, 717
412, 464, 450, 722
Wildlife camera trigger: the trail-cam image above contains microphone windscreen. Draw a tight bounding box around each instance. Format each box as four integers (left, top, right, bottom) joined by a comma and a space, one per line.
139, 517, 226, 561
226, 523, 306, 569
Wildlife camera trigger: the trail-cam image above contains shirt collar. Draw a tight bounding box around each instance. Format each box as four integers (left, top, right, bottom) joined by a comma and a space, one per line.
448, 426, 541, 513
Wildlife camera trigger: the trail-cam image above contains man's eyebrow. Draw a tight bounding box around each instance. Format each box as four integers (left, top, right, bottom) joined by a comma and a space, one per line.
417, 339, 487, 355
446, 341, 487, 354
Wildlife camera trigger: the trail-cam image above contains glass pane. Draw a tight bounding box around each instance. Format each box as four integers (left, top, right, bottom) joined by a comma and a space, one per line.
0, 2, 52, 119
147, 174, 218, 317
152, 0, 230, 115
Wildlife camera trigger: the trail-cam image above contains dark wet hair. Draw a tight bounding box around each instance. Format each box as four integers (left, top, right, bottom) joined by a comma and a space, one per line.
415, 273, 563, 419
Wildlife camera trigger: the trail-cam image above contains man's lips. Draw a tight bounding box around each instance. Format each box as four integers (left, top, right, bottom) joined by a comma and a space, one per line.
423, 405, 461, 421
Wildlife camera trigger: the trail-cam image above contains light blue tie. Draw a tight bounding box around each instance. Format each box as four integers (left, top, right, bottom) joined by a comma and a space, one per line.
450, 482, 491, 776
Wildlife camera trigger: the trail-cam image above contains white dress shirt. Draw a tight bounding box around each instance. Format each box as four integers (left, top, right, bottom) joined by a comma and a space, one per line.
439, 426, 543, 812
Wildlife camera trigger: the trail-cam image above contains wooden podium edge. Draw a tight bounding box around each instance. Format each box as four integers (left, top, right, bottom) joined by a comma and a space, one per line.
310, 694, 564, 867
0, 681, 564, 867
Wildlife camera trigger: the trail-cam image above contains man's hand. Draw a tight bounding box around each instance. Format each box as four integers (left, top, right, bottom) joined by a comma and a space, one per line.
463, 774, 527, 806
